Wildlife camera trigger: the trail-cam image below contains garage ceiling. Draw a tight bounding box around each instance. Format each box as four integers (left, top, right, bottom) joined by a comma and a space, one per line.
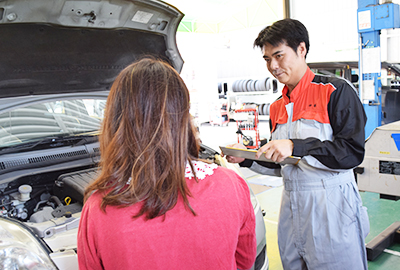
165, 0, 283, 33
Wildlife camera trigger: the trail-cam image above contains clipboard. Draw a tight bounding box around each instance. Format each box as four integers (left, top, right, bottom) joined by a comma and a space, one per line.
219, 146, 301, 165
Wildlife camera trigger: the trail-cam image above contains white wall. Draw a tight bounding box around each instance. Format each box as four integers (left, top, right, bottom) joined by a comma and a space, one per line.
178, 26, 280, 82
290, 0, 400, 64
290, 0, 359, 63
177, 32, 220, 123
214, 27, 274, 80
382, 25, 400, 63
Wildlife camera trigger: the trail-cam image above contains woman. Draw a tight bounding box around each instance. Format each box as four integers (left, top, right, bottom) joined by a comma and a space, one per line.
77, 58, 256, 270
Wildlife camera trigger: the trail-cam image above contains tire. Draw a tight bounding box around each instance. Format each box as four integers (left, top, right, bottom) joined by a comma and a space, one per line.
265, 77, 272, 91
242, 80, 248, 92
232, 80, 239, 92
255, 79, 263, 91
245, 79, 253, 92
261, 77, 269, 91
236, 80, 243, 92
259, 103, 264, 115
272, 79, 278, 93
263, 103, 270, 115
249, 80, 256, 92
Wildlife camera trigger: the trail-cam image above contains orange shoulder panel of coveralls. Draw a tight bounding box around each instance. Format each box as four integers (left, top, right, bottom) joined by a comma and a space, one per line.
270, 68, 335, 132
269, 97, 288, 132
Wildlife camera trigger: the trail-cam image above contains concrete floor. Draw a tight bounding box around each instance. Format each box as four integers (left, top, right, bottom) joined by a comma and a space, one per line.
199, 120, 400, 270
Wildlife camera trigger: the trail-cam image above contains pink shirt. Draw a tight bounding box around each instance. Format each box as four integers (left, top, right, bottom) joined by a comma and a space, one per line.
77, 161, 257, 270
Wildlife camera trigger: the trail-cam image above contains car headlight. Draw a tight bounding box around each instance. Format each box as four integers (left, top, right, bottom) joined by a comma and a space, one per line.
0, 217, 57, 270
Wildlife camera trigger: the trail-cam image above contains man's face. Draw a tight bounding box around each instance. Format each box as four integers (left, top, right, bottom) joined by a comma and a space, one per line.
262, 41, 307, 91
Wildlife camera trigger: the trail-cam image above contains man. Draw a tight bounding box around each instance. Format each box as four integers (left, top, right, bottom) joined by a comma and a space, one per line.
225, 19, 369, 270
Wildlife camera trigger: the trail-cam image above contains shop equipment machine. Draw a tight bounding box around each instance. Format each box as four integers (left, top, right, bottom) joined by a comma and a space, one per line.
357, 0, 400, 139
234, 108, 260, 149
357, 120, 400, 261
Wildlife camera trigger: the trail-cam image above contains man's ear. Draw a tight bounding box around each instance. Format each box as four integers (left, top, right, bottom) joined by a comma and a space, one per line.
297, 42, 307, 58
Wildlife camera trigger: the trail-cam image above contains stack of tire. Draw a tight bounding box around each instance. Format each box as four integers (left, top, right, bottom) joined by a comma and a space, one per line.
241, 103, 270, 116
257, 103, 270, 116
232, 77, 278, 93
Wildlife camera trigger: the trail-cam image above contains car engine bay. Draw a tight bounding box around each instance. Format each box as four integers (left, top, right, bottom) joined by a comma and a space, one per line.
0, 142, 220, 227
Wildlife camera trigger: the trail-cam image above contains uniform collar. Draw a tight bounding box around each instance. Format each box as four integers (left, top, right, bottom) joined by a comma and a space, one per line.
281, 67, 315, 103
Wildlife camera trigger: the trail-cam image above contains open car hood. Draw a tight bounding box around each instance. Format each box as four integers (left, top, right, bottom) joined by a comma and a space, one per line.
0, 0, 184, 98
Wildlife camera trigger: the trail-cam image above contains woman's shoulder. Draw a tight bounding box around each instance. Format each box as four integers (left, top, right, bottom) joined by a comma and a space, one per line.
83, 190, 104, 212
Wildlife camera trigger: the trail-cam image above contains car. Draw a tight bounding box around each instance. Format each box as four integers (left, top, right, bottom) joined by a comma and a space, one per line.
0, 0, 268, 269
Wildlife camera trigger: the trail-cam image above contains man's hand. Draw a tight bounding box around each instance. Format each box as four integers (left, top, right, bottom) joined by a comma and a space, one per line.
221, 143, 246, 163
256, 139, 294, 163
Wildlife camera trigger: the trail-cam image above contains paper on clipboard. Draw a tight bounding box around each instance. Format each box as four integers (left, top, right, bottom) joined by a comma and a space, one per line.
220, 146, 301, 165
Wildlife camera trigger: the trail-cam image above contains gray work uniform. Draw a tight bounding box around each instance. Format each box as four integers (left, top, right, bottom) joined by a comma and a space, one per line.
241, 68, 369, 269
279, 161, 369, 270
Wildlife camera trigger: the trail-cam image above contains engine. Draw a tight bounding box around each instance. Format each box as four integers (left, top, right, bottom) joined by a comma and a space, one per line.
0, 168, 98, 223
0, 143, 220, 223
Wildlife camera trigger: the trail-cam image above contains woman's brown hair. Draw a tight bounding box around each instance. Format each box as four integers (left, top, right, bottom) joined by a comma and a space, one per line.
84, 57, 200, 219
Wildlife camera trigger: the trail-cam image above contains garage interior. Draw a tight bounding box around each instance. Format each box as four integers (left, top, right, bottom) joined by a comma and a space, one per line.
0, 0, 400, 269
167, 0, 400, 269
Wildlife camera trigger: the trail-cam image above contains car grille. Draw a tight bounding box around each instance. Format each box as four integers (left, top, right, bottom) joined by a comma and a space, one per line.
254, 244, 266, 270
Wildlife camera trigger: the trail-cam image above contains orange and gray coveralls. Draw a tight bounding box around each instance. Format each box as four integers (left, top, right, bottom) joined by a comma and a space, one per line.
240, 67, 369, 270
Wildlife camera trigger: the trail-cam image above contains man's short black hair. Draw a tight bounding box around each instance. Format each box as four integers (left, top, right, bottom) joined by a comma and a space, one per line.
254, 19, 310, 58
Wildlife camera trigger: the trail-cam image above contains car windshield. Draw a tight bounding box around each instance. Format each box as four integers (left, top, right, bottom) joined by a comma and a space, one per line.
0, 98, 106, 148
